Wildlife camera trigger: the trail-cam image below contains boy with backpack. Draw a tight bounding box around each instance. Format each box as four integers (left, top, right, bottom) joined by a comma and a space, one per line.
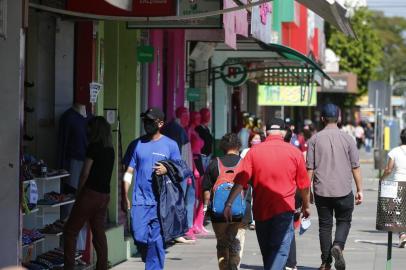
202, 133, 246, 270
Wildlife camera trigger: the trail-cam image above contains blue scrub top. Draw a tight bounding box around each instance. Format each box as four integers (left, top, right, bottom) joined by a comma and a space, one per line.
126, 135, 181, 206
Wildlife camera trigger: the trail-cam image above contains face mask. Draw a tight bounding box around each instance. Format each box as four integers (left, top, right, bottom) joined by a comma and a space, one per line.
251, 139, 261, 145
144, 121, 159, 135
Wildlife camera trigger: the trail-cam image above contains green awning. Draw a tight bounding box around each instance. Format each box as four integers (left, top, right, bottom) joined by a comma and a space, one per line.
256, 41, 332, 81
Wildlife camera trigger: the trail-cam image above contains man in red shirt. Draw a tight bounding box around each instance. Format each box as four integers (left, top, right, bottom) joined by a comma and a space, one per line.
224, 118, 311, 270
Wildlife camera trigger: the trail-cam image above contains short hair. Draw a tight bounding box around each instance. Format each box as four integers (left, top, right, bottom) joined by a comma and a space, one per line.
219, 133, 242, 153
401, 128, 406, 145
87, 116, 113, 147
324, 116, 339, 123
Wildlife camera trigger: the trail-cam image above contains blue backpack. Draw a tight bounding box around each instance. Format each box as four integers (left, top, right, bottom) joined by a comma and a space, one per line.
211, 158, 246, 219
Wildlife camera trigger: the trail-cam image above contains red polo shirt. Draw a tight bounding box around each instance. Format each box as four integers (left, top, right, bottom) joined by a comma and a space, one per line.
235, 135, 310, 221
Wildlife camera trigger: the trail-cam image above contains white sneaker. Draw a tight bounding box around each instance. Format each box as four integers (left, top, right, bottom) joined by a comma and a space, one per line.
399, 234, 406, 248
285, 267, 297, 270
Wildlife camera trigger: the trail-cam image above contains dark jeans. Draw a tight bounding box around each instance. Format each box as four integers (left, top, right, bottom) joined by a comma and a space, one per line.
256, 212, 294, 270
315, 192, 354, 265
64, 188, 110, 270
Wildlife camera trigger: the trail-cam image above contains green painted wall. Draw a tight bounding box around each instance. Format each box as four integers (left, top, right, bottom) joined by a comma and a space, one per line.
118, 22, 140, 153
104, 21, 141, 223
273, 0, 296, 41
103, 21, 141, 264
96, 22, 105, 116
104, 21, 120, 224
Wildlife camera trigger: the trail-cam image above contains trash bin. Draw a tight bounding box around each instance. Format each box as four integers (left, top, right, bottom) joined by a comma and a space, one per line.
374, 149, 388, 170
376, 180, 406, 232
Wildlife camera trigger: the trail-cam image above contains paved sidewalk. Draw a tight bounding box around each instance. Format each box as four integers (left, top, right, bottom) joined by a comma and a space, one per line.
112, 151, 406, 270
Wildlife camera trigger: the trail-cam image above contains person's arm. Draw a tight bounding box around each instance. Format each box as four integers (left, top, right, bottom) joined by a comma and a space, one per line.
307, 170, 315, 204
306, 138, 315, 204
296, 155, 311, 218
352, 167, 363, 205
77, 158, 93, 194
298, 187, 311, 218
381, 157, 395, 181
202, 160, 217, 212
349, 139, 363, 205
224, 184, 244, 222
224, 153, 253, 222
123, 167, 134, 210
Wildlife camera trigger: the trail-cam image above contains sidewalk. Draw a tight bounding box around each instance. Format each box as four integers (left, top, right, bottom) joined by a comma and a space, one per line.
112, 151, 406, 270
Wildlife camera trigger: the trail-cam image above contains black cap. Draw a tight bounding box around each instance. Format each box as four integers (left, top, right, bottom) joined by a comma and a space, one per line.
268, 118, 286, 130
321, 103, 339, 118
141, 107, 165, 121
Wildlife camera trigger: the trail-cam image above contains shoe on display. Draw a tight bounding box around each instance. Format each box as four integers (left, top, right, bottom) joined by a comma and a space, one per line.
331, 245, 346, 270
399, 233, 406, 248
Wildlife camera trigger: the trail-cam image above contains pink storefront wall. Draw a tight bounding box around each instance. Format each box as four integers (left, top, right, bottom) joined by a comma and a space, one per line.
148, 29, 185, 120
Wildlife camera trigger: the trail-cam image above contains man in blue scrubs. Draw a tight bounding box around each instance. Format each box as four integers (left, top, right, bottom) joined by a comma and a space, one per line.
123, 108, 181, 270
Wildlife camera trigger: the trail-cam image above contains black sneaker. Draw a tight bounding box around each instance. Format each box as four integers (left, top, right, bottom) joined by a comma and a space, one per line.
331, 245, 346, 270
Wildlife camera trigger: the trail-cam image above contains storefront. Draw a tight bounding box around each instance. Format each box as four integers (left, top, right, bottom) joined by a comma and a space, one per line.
0, 0, 355, 267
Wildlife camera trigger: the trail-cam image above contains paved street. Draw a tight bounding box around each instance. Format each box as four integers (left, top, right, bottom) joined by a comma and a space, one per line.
113, 151, 406, 270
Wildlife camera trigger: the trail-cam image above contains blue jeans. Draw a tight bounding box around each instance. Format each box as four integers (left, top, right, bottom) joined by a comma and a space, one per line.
255, 212, 294, 270
180, 177, 196, 229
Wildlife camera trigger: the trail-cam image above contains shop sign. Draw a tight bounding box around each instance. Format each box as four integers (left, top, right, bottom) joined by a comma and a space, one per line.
90, 82, 103, 104
127, 0, 221, 29
220, 63, 248, 87
137, 45, 154, 63
322, 72, 357, 93
258, 85, 317, 106
251, 0, 273, 44
187, 88, 202, 102
67, 0, 176, 17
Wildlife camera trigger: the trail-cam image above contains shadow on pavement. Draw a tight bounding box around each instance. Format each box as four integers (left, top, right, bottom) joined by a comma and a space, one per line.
240, 264, 263, 270
358, 229, 387, 234
240, 264, 319, 270
355, 239, 397, 247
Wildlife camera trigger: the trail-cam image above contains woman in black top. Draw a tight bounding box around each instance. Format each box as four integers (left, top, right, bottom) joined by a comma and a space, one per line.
64, 116, 115, 270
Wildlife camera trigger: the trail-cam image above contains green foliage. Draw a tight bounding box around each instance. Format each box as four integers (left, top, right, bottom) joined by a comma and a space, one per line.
327, 8, 383, 96
372, 12, 406, 85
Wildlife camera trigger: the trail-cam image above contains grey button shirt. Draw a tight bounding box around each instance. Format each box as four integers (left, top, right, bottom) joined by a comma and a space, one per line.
306, 126, 360, 197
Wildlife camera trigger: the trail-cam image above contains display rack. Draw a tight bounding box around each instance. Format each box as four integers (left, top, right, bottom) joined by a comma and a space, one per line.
22, 173, 73, 261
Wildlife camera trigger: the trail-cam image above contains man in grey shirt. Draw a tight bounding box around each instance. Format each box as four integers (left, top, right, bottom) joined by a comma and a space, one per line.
306, 104, 363, 270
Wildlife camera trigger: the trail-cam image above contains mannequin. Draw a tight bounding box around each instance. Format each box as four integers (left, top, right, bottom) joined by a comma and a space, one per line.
189, 111, 208, 235
72, 103, 87, 118
238, 113, 251, 150
57, 102, 89, 250
195, 108, 213, 170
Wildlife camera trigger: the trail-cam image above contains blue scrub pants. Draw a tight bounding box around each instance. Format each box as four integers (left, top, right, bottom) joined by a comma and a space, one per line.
131, 205, 165, 270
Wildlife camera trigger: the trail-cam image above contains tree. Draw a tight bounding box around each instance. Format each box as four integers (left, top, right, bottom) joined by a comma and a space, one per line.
372, 12, 406, 90
326, 7, 383, 97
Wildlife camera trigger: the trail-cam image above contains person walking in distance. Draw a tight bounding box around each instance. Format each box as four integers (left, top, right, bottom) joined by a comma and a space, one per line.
122, 108, 181, 270
306, 104, 363, 270
224, 118, 311, 270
